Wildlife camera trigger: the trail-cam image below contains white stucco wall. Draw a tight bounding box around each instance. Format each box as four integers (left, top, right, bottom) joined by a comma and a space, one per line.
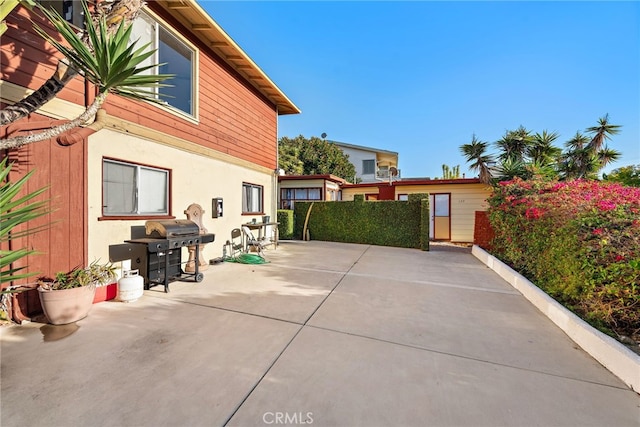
338, 147, 377, 182
87, 129, 276, 265
279, 179, 328, 189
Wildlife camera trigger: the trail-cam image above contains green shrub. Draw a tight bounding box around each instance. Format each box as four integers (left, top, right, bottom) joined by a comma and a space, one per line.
277, 210, 294, 240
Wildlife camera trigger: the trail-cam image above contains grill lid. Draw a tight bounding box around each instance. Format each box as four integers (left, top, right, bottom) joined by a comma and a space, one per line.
145, 219, 200, 238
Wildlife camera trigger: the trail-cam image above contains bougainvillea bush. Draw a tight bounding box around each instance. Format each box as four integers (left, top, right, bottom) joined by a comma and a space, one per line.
488, 178, 640, 341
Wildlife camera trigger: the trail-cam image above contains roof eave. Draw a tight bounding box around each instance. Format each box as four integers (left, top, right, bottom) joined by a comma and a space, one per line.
157, 0, 300, 115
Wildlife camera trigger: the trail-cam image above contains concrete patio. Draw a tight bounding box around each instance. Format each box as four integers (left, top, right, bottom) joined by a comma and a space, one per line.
1, 241, 639, 426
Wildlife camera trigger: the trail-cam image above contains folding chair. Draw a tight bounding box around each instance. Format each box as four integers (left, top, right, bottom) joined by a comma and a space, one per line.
242, 226, 267, 257
227, 228, 244, 258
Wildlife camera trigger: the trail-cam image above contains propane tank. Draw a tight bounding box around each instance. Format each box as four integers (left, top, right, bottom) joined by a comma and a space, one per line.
118, 270, 144, 303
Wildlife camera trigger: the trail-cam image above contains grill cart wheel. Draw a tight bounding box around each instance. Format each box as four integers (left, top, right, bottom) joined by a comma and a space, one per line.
195, 273, 204, 282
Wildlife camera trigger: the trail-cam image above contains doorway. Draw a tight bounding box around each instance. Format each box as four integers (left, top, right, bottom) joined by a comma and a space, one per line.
429, 193, 451, 240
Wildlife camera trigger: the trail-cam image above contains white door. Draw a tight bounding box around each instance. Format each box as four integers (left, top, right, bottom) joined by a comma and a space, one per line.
430, 194, 451, 240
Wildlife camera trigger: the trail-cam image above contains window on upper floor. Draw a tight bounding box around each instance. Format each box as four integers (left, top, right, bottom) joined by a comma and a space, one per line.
362, 159, 376, 175
102, 158, 170, 217
130, 10, 196, 116
38, 1, 86, 28
243, 183, 263, 214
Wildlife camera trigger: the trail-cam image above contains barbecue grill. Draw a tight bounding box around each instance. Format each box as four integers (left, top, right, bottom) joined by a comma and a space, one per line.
109, 220, 215, 292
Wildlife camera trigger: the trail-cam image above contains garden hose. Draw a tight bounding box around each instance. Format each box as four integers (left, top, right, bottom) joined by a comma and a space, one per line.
224, 253, 269, 264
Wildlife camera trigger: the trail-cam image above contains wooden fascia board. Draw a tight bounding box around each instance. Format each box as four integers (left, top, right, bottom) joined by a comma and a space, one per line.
156, 0, 300, 115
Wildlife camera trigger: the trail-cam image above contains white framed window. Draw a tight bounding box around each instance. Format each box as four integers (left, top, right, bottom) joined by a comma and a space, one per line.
243, 183, 263, 214
131, 11, 196, 116
434, 194, 450, 217
362, 159, 376, 175
38, 1, 84, 27
280, 187, 322, 209
103, 159, 169, 216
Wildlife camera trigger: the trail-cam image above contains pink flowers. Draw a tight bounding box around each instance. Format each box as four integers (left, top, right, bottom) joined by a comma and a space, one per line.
597, 200, 617, 211
487, 177, 640, 343
525, 207, 544, 219
492, 178, 640, 217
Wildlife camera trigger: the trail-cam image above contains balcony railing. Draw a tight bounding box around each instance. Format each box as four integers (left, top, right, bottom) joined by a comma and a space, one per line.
376, 167, 400, 180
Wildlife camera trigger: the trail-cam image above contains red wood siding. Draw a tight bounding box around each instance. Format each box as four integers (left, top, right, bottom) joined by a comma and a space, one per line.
2, 8, 87, 107
378, 185, 395, 200
3, 5, 279, 169
1, 112, 87, 320
474, 211, 494, 250
4, 119, 86, 274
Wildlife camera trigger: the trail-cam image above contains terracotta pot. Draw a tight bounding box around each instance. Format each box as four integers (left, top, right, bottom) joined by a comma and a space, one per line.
38, 284, 97, 325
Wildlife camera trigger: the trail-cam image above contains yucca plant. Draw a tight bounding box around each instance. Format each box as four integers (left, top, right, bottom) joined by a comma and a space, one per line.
0, 158, 50, 287
39, 260, 117, 291
1, 0, 173, 150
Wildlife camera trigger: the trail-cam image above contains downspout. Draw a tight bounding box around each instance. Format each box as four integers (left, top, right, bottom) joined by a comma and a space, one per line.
273, 105, 279, 219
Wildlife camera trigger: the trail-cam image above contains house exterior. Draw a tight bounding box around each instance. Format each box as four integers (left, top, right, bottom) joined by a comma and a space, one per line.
341, 178, 491, 242
278, 174, 346, 209
329, 140, 399, 183
1, 1, 299, 319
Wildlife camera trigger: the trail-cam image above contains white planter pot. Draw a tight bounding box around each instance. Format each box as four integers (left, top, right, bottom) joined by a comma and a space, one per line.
38, 284, 97, 325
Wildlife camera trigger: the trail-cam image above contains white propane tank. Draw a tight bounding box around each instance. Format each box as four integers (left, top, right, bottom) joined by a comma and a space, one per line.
118, 270, 144, 303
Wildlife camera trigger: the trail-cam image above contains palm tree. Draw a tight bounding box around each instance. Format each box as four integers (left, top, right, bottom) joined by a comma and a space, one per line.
559, 116, 623, 180
495, 158, 527, 181
527, 130, 561, 166
586, 113, 621, 152
0, 0, 145, 126
564, 131, 590, 151
495, 126, 533, 164
0, 1, 172, 150
460, 134, 495, 184
559, 132, 585, 180
597, 146, 621, 169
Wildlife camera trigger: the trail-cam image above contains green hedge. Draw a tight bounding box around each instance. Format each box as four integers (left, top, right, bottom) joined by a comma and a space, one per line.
277, 210, 294, 240
293, 194, 429, 250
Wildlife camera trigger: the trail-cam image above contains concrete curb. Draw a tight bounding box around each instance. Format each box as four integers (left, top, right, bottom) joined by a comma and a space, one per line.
472, 245, 640, 393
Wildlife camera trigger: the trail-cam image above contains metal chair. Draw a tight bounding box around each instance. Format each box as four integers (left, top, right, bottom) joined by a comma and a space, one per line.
227, 228, 244, 258
241, 226, 267, 257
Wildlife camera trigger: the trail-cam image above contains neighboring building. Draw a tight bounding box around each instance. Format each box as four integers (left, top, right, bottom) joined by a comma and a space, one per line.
1, 1, 299, 319
341, 178, 491, 242
278, 174, 346, 209
329, 140, 399, 183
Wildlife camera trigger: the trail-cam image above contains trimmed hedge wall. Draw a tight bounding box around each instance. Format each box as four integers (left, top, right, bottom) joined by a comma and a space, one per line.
293, 193, 429, 250
277, 209, 294, 240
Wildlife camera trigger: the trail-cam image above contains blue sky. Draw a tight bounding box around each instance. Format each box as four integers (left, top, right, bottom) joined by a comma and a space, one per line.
202, 1, 640, 179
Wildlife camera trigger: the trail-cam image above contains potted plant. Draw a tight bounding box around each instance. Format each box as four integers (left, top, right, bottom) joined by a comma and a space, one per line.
38, 261, 116, 325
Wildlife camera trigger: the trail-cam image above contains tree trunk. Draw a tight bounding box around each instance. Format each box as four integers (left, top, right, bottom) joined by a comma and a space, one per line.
0, 92, 107, 150
0, 61, 77, 126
